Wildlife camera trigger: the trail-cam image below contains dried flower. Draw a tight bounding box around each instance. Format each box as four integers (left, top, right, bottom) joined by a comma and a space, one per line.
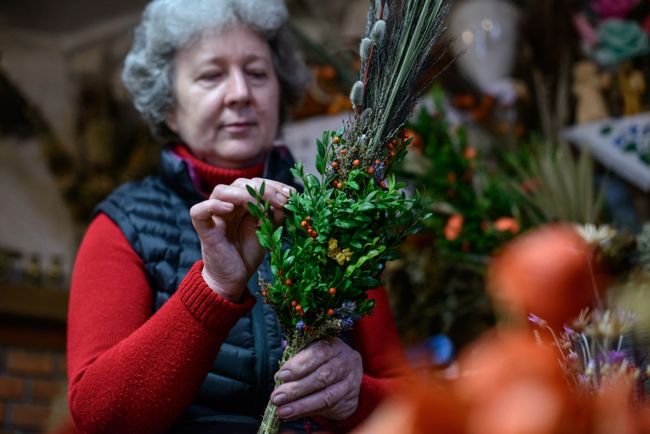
444, 214, 464, 241
464, 147, 477, 160
494, 217, 520, 234
574, 223, 617, 246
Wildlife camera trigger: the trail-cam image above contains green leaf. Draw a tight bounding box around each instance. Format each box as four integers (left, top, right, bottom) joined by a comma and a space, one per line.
272, 226, 283, 246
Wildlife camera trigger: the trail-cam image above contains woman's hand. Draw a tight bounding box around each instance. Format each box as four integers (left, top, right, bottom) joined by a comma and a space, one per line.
270, 337, 363, 421
190, 177, 294, 302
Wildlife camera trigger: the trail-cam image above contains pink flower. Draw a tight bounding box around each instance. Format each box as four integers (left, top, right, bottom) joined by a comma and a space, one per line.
591, 0, 639, 19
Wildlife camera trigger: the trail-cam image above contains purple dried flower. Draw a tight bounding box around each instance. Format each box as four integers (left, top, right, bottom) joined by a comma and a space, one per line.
563, 325, 576, 336
281, 338, 288, 350
608, 350, 626, 365
528, 313, 547, 327
341, 317, 354, 330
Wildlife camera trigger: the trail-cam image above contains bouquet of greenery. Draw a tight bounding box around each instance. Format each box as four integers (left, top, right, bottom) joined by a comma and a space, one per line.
247, 1, 448, 432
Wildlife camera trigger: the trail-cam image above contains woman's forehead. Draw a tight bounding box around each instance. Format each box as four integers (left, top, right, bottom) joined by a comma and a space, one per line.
179, 26, 273, 64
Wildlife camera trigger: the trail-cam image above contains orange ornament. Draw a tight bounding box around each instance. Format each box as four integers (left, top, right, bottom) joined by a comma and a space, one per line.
456, 331, 588, 434
487, 224, 605, 330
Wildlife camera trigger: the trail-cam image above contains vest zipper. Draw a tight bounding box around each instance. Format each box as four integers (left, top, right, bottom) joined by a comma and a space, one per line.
251, 294, 270, 412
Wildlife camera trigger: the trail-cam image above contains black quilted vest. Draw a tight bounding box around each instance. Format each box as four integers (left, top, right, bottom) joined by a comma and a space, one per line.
95, 146, 302, 433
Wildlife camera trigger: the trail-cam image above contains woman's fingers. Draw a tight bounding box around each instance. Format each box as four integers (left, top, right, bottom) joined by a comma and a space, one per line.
189, 199, 235, 230
270, 338, 363, 420
211, 178, 294, 208
274, 379, 358, 420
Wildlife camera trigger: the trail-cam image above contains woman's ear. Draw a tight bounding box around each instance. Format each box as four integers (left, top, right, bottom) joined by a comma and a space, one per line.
165, 111, 178, 133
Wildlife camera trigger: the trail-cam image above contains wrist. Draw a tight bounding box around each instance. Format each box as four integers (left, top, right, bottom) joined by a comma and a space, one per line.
201, 267, 244, 303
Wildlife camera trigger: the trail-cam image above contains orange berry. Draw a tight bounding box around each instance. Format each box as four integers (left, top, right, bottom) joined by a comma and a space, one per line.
339, 149, 346, 155
331, 161, 339, 169
333, 136, 341, 144
300, 220, 308, 228
327, 308, 336, 316
295, 304, 303, 312
367, 166, 375, 174
336, 182, 343, 189
375, 159, 381, 165
352, 159, 360, 167
328, 287, 337, 296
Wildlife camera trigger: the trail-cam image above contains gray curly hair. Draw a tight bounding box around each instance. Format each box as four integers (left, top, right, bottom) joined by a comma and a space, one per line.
122, 0, 310, 138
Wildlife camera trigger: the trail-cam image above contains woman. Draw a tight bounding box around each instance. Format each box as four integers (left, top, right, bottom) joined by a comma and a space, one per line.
67, 0, 407, 433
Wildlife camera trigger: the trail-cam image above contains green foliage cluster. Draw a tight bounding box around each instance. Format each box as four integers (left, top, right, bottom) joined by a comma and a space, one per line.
399, 89, 527, 261
248, 129, 424, 333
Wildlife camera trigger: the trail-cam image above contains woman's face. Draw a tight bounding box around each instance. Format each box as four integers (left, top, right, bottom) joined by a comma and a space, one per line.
166, 25, 280, 168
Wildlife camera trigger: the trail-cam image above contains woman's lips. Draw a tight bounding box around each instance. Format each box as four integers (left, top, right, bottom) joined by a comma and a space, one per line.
222, 121, 256, 134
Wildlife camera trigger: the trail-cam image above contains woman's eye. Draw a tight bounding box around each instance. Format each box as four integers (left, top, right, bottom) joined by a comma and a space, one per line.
198, 71, 222, 81
248, 70, 267, 79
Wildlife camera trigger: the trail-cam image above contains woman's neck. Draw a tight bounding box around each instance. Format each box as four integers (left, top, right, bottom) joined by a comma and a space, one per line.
172, 144, 266, 194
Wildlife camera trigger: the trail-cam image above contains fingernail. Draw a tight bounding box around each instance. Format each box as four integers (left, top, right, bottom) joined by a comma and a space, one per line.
276, 370, 291, 382
277, 406, 293, 418
281, 186, 293, 196
275, 193, 287, 204
271, 393, 286, 405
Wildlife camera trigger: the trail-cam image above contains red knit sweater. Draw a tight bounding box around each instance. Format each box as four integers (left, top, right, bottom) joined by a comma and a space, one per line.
67, 145, 407, 434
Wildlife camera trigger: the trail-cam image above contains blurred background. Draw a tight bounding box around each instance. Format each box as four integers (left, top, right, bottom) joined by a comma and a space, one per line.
0, 0, 648, 432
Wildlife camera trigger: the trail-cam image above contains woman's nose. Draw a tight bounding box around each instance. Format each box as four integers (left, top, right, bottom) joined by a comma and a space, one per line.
225, 69, 251, 106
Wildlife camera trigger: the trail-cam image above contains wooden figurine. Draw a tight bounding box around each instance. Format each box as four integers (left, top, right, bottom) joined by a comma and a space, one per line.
619, 62, 646, 115
572, 60, 610, 124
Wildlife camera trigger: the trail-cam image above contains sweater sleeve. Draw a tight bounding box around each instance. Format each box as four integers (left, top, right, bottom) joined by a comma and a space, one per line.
316, 286, 410, 433
67, 213, 255, 434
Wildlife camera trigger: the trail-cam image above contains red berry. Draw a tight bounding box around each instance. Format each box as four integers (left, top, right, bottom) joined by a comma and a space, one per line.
300, 220, 308, 228
331, 161, 339, 169
291, 299, 298, 307
327, 308, 335, 316
285, 279, 293, 286
367, 167, 375, 174
389, 151, 396, 158
306, 216, 312, 222
339, 149, 347, 155
336, 182, 343, 189
352, 159, 360, 167
328, 287, 337, 296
